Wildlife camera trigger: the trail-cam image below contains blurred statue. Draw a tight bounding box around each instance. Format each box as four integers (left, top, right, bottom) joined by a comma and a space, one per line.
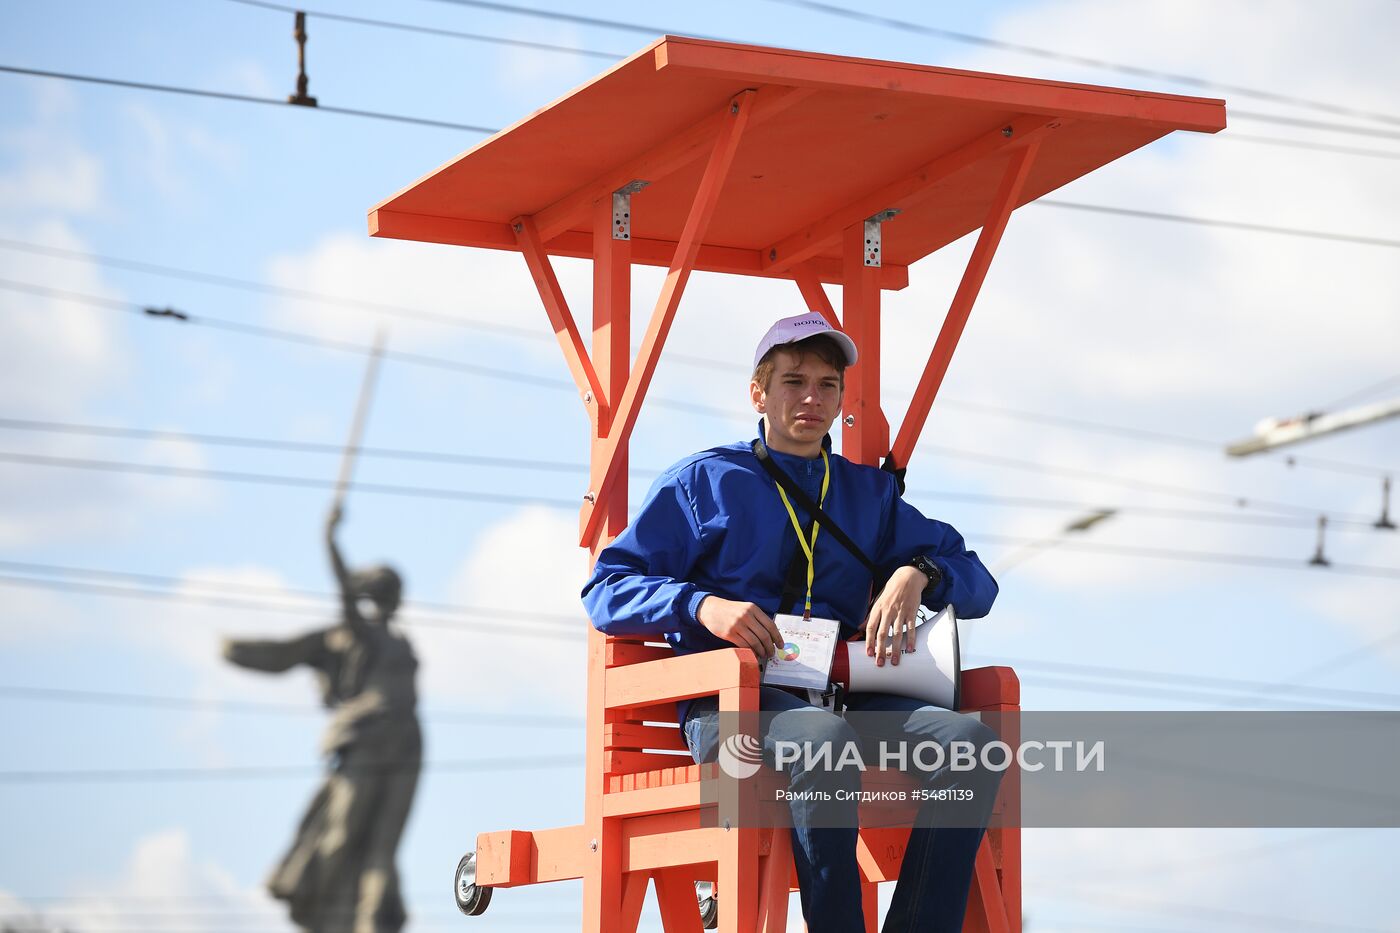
223, 504, 420, 933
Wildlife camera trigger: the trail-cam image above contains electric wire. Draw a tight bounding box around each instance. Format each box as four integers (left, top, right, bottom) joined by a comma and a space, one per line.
0, 449, 582, 510
989, 656, 1400, 707
0, 753, 583, 783
0, 556, 585, 624
1320, 372, 1400, 410
1038, 199, 1400, 250
228, 0, 1400, 153
5, 557, 1398, 705
972, 531, 1400, 580
0, 64, 495, 133
760, 0, 1400, 129
2, 441, 1390, 540
2, 272, 1386, 522
223, 0, 623, 60
0, 234, 546, 341
2, 416, 1388, 532
0, 277, 738, 420
1215, 133, 1400, 161
0, 573, 587, 637
0, 684, 582, 727
1, 233, 1392, 479
5, 57, 1400, 162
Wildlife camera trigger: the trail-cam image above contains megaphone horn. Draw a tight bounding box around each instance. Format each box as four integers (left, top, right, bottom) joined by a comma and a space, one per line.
833, 605, 960, 710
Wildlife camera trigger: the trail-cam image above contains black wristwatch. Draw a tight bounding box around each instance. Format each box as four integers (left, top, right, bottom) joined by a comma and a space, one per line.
908, 555, 943, 592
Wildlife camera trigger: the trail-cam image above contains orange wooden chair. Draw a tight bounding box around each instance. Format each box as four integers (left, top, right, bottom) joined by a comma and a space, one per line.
461, 644, 1019, 932
369, 35, 1223, 931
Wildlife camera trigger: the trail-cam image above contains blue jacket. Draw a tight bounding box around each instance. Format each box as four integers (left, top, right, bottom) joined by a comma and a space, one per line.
581, 423, 998, 721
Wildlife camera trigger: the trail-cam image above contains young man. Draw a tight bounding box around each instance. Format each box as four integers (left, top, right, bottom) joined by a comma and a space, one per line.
582, 311, 1001, 932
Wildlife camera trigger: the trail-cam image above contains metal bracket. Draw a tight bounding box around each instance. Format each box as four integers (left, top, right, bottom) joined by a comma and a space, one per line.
612, 180, 650, 240
862, 209, 901, 266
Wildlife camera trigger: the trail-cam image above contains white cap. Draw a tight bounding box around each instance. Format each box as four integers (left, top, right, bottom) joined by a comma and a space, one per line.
751, 312, 859, 372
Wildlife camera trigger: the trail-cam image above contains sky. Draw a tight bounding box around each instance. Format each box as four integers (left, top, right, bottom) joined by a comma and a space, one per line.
1, 0, 1398, 931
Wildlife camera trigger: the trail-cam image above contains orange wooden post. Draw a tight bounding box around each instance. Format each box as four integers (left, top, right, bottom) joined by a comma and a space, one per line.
580, 187, 633, 931
841, 220, 889, 467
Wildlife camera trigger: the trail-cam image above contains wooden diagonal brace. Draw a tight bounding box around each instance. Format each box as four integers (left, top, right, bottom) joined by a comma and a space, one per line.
579, 91, 755, 547
514, 215, 607, 415
891, 138, 1043, 469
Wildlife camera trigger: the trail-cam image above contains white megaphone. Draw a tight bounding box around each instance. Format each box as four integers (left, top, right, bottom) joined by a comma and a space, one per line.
832, 605, 961, 710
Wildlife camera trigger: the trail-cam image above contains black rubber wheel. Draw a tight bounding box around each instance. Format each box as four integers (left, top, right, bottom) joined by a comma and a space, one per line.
695, 880, 718, 929
454, 851, 493, 917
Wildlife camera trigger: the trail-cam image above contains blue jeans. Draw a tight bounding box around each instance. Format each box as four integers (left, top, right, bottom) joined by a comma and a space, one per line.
683, 687, 1001, 933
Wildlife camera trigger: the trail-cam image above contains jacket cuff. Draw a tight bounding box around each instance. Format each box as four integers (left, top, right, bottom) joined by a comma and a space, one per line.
685, 588, 712, 628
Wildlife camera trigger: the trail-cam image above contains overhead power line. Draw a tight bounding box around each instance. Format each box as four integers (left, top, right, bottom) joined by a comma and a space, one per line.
0, 572, 587, 637
0, 753, 584, 783
0, 557, 584, 625
0, 235, 547, 341
1039, 200, 1400, 250
5, 55, 1400, 162
760, 0, 1400, 129
0, 683, 582, 727
4, 559, 1397, 707
0, 63, 494, 133
972, 531, 1400, 580
224, 0, 623, 59
0, 416, 1387, 533
0, 277, 736, 420
0, 449, 581, 509
4, 270, 1388, 524
0, 235, 1393, 481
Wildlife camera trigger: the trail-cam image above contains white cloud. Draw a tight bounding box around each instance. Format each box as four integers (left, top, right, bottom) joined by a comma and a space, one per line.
20, 828, 278, 933
422, 505, 590, 710
119, 102, 242, 208
0, 83, 103, 216
261, 231, 587, 359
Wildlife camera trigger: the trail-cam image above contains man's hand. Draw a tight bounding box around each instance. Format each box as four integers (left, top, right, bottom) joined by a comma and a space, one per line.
859, 566, 926, 667
696, 596, 785, 660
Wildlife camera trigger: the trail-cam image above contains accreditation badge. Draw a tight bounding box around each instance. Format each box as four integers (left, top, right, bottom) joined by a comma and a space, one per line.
762, 614, 840, 691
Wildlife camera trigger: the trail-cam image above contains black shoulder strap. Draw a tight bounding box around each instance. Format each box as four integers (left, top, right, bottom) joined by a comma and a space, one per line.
751, 439, 881, 577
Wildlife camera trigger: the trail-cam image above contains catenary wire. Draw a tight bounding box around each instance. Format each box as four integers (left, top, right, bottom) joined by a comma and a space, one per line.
2, 565, 1394, 709
2, 278, 1385, 521
1, 442, 1387, 537
5, 57, 1400, 162
1, 416, 1388, 531
759, 0, 1400, 129
1038, 199, 1400, 249
1320, 372, 1400, 410
0, 753, 584, 783
0, 277, 737, 420
0, 684, 582, 727
0, 556, 585, 623
0, 234, 1392, 479
0, 573, 586, 636
0, 64, 496, 133
223, 0, 624, 59
230, 0, 1400, 149
6, 556, 1399, 704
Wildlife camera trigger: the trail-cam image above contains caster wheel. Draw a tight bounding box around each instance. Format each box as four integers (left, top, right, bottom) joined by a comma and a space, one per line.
454, 851, 493, 916
695, 880, 717, 929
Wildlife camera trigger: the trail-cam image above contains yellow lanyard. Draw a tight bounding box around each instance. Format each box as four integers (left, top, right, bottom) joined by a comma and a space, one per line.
775, 449, 831, 619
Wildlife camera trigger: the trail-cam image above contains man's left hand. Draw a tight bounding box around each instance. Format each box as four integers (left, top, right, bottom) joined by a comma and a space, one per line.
859, 565, 926, 667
